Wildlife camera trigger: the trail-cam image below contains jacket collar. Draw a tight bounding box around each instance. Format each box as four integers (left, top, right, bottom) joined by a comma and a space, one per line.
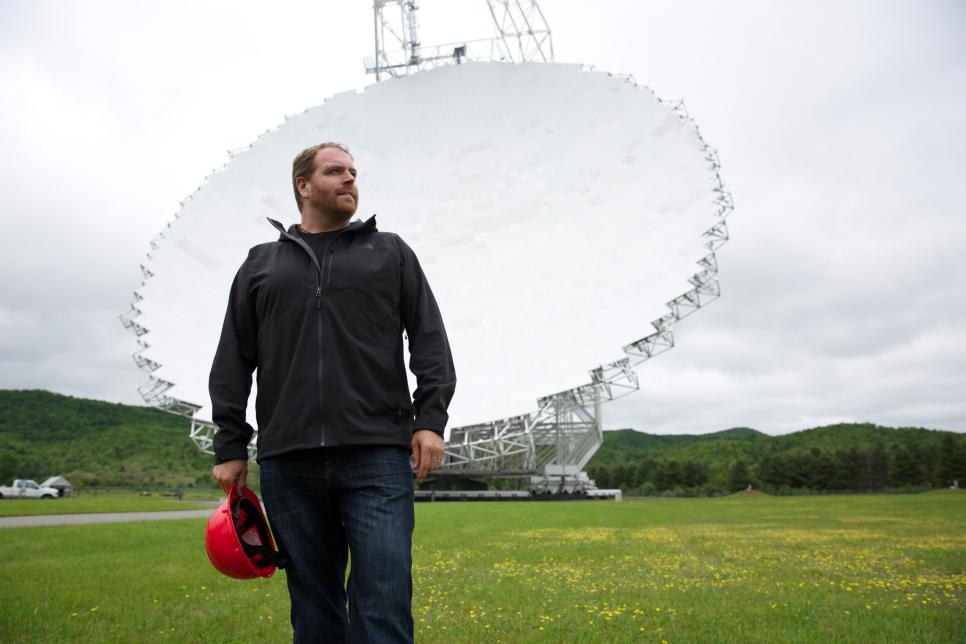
266, 214, 378, 241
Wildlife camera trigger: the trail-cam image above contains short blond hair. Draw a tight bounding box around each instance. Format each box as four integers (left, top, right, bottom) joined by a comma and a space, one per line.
291, 142, 353, 210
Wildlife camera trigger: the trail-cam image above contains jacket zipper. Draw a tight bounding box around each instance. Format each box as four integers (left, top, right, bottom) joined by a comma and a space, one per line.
268, 222, 327, 446
317, 229, 351, 445
266, 217, 369, 448
316, 282, 323, 445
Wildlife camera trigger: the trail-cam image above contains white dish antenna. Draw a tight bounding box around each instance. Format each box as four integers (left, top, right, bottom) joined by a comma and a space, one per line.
121, 61, 732, 476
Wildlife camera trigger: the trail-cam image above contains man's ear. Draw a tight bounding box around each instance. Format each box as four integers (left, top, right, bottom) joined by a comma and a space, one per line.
295, 176, 309, 198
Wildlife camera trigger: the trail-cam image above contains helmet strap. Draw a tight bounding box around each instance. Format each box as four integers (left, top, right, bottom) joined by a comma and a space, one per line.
230, 496, 290, 570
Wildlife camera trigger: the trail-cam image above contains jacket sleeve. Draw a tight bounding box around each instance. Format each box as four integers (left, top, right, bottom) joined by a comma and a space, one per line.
397, 236, 456, 437
209, 256, 258, 464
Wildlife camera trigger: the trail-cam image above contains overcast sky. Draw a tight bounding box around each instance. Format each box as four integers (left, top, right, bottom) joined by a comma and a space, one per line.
1, 0, 964, 436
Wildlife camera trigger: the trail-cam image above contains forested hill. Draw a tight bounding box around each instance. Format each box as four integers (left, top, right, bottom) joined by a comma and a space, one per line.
1, 390, 964, 494
0, 389, 213, 488
588, 423, 966, 494
591, 426, 769, 463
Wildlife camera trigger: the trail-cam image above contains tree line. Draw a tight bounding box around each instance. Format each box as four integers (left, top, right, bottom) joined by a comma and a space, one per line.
2, 391, 964, 495
586, 434, 966, 496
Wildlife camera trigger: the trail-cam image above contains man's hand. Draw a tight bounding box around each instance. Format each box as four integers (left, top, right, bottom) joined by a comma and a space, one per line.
411, 429, 444, 483
212, 459, 248, 495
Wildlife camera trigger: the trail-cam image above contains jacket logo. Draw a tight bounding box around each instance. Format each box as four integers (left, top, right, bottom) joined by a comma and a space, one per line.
352, 241, 376, 250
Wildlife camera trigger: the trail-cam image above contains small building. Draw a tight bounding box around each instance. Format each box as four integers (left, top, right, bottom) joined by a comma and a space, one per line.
40, 476, 73, 497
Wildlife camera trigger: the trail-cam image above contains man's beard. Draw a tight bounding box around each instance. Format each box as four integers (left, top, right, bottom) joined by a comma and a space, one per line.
314, 191, 358, 220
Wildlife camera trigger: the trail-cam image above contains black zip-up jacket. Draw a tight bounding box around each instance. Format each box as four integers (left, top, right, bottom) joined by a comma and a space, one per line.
209, 215, 456, 464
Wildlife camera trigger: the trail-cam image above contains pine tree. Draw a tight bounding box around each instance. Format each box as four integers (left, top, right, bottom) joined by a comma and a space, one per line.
757, 454, 788, 488
889, 444, 924, 486
635, 460, 654, 486
870, 441, 889, 489
810, 449, 838, 490
938, 434, 966, 487
681, 460, 708, 487
728, 460, 750, 492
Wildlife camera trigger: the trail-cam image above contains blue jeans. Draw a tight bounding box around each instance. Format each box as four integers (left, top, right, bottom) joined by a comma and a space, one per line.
259, 445, 415, 644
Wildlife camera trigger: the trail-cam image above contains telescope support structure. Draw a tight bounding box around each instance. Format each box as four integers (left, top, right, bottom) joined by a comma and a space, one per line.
435, 100, 732, 491
364, 0, 554, 79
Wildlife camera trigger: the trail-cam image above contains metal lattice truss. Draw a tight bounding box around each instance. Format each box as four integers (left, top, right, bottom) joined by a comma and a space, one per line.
364, 0, 554, 80
118, 333, 221, 454
486, 0, 553, 64
120, 229, 216, 453
365, 1, 422, 80
433, 84, 733, 487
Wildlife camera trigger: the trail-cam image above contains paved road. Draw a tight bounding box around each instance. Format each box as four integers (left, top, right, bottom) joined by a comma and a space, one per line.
0, 508, 216, 528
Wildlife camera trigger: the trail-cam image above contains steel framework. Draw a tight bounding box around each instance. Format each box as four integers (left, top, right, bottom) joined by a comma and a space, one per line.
431, 86, 733, 491
364, 0, 554, 80
486, 0, 553, 64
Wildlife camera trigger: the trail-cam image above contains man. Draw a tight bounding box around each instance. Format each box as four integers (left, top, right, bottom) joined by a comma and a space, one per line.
209, 142, 456, 643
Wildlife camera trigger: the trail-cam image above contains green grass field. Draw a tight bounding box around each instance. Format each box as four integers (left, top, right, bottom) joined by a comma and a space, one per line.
0, 491, 215, 517
1, 492, 963, 642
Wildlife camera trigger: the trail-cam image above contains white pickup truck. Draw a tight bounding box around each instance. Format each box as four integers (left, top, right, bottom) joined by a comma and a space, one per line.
0, 479, 59, 499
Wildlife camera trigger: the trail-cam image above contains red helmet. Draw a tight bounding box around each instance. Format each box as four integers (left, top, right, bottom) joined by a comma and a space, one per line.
204, 486, 288, 579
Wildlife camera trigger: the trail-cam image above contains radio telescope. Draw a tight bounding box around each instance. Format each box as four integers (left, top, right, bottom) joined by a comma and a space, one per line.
121, 5, 732, 495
